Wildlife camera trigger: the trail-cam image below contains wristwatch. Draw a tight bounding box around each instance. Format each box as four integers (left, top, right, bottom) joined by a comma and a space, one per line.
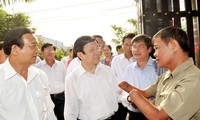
127, 95, 132, 103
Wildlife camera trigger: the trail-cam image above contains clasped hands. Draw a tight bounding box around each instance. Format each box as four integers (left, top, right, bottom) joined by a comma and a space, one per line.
118, 81, 139, 107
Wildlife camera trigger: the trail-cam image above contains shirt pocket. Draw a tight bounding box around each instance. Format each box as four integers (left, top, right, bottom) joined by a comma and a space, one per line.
159, 91, 169, 100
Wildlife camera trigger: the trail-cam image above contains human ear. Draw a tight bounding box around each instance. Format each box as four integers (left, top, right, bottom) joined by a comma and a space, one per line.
147, 46, 152, 54
168, 39, 179, 52
11, 45, 19, 56
77, 52, 83, 60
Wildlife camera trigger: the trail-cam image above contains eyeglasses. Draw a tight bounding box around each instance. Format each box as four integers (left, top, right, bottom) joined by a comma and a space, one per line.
131, 44, 146, 50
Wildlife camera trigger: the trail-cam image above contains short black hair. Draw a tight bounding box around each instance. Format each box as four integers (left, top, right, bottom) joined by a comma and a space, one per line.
105, 44, 112, 51
41, 43, 56, 51
131, 34, 152, 49
73, 35, 96, 59
122, 33, 136, 44
3, 27, 33, 55
116, 45, 122, 52
153, 26, 190, 53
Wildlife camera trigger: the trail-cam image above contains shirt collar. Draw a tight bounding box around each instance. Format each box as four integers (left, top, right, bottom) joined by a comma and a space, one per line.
3, 58, 38, 82
41, 59, 58, 66
3, 58, 17, 80
132, 57, 155, 68
119, 53, 129, 60
171, 58, 194, 77
147, 57, 155, 66
77, 62, 102, 76
163, 58, 193, 81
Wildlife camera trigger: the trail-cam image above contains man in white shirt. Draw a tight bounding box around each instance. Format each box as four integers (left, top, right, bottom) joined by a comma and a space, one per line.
66, 35, 105, 75
111, 33, 136, 82
36, 43, 66, 120
64, 35, 121, 120
0, 27, 55, 120
111, 33, 136, 119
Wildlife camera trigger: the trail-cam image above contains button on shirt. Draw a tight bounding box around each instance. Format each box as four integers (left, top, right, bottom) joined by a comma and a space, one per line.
35, 60, 66, 94
111, 54, 135, 82
0, 59, 55, 120
123, 57, 159, 112
64, 63, 120, 120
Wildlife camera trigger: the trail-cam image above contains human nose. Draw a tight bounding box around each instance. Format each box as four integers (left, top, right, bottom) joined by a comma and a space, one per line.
127, 45, 132, 50
153, 50, 157, 58
35, 47, 40, 54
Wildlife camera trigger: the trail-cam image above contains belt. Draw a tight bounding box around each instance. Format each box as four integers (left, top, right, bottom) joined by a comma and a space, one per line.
51, 91, 64, 96
50, 91, 64, 100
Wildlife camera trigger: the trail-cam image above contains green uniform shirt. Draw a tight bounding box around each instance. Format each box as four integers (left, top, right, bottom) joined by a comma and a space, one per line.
147, 58, 200, 120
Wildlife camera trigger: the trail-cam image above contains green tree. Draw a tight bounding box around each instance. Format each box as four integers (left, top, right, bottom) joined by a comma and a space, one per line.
0, 9, 9, 41
111, 18, 138, 45
0, 9, 32, 41
55, 48, 65, 61
111, 25, 126, 45
7, 12, 31, 28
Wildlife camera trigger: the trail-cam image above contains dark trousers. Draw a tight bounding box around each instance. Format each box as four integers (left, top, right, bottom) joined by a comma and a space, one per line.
77, 112, 119, 120
128, 110, 147, 120
50, 92, 65, 120
104, 113, 119, 120
114, 103, 128, 120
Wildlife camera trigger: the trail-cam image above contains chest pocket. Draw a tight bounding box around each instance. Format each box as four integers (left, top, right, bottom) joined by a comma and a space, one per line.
159, 91, 169, 100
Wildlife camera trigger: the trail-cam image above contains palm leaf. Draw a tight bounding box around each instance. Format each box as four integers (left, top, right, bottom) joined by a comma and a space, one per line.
1, 0, 35, 6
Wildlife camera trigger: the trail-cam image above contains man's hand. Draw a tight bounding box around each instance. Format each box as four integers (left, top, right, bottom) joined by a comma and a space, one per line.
118, 81, 134, 93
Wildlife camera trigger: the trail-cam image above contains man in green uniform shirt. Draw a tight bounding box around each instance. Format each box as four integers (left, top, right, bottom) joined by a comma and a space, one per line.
119, 26, 200, 120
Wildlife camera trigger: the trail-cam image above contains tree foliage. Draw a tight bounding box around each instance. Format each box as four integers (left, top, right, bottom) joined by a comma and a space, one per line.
8, 12, 31, 28
0, 9, 9, 41
0, 8, 65, 60
111, 18, 138, 45
0, 9, 32, 41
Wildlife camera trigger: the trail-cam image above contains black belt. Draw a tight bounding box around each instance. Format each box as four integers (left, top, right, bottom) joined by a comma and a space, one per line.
50, 91, 65, 100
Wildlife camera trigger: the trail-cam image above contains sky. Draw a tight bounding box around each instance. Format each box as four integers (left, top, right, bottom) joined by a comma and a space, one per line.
4, 0, 137, 47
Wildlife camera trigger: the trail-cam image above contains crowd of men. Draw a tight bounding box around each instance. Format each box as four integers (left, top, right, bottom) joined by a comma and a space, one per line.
0, 26, 200, 120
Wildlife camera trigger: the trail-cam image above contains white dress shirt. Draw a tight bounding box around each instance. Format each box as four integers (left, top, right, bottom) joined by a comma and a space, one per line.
35, 59, 66, 94
64, 63, 121, 120
111, 54, 135, 82
0, 59, 55, 120
123, 57, 159, 112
